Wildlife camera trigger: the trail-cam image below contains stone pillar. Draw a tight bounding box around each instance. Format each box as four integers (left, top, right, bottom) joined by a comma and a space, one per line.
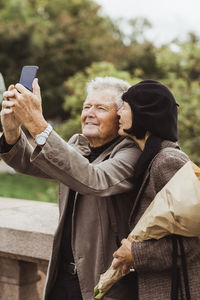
0, 198, 58, 300
0, 257, 41, 300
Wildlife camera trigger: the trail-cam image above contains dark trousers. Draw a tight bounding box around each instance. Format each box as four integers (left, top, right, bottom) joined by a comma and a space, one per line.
49, 270, 83, 300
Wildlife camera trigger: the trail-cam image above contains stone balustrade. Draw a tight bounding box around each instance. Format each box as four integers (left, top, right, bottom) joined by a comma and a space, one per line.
0, 197, 59, 300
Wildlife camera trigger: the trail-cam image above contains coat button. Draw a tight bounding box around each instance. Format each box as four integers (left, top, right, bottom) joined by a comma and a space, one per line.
47, 154, 53, 159
53, 158, 58, 163
58, 161, 63, 166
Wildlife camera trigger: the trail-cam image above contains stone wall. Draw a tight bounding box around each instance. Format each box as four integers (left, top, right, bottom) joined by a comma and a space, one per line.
0, 197, 59, 300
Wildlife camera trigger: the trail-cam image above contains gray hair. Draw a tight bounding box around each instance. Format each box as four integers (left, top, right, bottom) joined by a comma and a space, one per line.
86, 76, 130, 109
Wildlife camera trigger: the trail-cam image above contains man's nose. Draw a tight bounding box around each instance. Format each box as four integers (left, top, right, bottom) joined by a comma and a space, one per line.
85, 106, 96, 117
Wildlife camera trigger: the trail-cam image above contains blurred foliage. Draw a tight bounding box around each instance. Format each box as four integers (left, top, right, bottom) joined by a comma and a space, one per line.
0, 0, 200, 163
160, 75, 200, 164
0, 173, 58, 202
155, 34, 200, 163
0, 0, 125, 119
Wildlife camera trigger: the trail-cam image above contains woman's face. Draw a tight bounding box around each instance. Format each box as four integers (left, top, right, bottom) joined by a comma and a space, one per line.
117, 101, 133, 136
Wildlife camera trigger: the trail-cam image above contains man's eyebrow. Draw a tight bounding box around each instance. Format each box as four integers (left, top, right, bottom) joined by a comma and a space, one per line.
97, 103, 110, 107
82, 102, 91, 107
83, 103, 111, 108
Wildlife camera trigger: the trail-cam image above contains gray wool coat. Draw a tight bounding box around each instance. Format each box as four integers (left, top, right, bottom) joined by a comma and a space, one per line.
129, 141, 200, 300
0, 130, 141, 300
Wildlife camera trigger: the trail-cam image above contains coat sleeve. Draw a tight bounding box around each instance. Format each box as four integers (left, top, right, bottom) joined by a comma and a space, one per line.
0, 131, 52, 179
132, 235, 200, 273
131, 150, 199, 272
30, 130, 141, 196
0, 130, 141, 196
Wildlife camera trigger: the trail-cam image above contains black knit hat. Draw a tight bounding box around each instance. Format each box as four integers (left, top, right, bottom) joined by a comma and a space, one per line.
122, 80, 178, 141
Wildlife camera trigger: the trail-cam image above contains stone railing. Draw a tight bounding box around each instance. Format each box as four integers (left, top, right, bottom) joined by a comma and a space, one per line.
0, 197, 59, 300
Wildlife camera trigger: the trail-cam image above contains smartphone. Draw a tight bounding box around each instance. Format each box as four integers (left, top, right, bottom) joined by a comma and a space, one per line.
19, 66, 39, 92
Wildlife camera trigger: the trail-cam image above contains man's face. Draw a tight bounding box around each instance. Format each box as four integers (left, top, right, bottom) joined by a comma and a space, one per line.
81, 90, 119, 147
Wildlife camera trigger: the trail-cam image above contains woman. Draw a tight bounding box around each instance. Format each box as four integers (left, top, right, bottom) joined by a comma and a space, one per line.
113, 80, 200, 299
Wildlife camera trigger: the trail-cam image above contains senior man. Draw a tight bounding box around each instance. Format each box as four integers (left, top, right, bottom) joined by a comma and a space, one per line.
0, 76, 141, 300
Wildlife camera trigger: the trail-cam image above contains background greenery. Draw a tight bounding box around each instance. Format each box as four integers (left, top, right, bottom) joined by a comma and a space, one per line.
0, 0, 200, 201
0, 173, 58, 202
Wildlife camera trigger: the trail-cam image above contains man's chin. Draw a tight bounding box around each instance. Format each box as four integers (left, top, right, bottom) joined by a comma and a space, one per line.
82, 129, 99, 138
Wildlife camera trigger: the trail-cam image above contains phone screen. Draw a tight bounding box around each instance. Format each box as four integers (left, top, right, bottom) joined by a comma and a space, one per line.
19, 66, 39, 91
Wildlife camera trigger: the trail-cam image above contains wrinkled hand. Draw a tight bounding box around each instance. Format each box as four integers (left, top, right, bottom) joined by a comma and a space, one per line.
112, 239, 134, 275
1, 85, 21, 144
3, 79, 47, 138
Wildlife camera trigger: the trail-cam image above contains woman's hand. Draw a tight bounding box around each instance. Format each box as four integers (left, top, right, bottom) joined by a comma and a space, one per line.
112, 239, 134, 275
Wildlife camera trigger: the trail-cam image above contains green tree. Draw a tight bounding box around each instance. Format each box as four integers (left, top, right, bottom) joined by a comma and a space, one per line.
176, 81, 200, 164
179, 33, 200, 85
113, 18, 161, 78
0, 0, 125, 119
156, 33, 200, 83
161, 75, 200, 164
156, 45, 183, 78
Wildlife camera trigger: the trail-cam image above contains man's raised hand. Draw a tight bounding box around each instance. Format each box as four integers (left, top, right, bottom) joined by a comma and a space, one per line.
1, 85, 21, 144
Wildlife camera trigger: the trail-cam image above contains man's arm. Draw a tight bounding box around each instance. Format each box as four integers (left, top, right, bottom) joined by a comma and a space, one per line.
30, 130, 140, 196
1, 127, 140, 195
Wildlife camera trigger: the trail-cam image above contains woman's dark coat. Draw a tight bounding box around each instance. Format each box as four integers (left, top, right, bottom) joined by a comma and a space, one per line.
129, 140, 200, 299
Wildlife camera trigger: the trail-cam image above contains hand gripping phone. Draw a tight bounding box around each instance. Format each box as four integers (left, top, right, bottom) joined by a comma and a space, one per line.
19, 66, 39, 92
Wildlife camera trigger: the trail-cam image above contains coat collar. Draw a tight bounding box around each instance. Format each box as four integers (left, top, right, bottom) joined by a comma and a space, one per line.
69, 134, 125, 163
68, 134, 91, 156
